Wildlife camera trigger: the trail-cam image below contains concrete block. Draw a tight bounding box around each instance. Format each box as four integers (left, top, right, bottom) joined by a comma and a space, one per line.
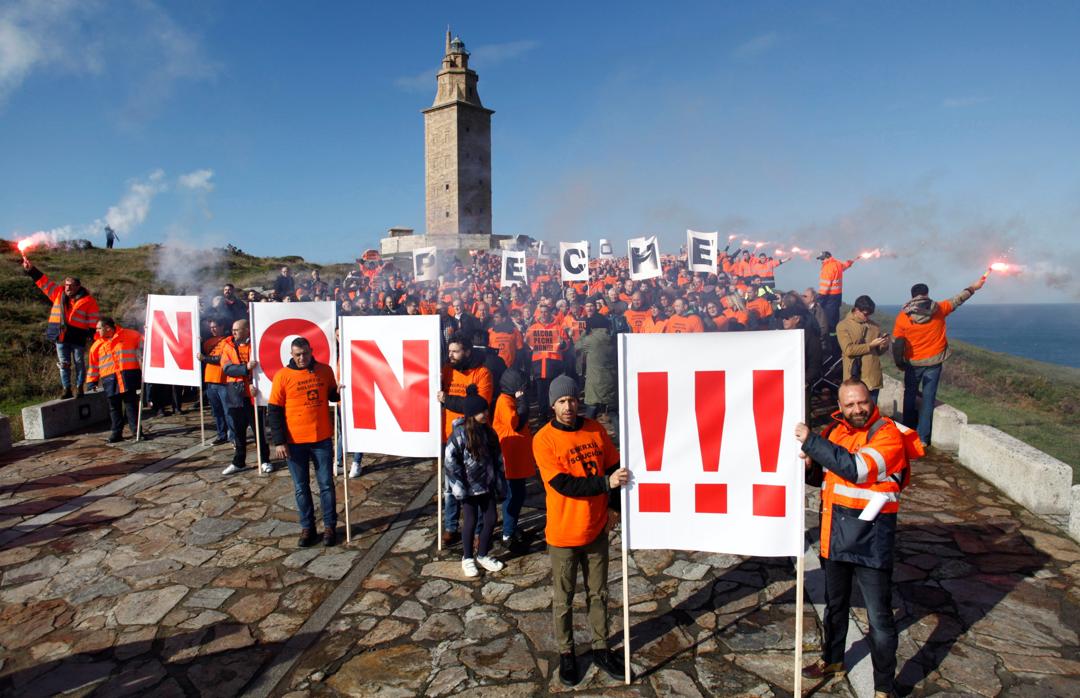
958, 424, 1072, 515
1071, 486, 1080, 544
21, 392, 110, 440
877, 374, 904, 419
930, 403, 968, 452
0, 414, 10, 452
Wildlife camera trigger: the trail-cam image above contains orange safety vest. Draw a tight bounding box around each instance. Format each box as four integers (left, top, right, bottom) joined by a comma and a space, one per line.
818, 258, 853, 296
35, 273, 100, 344
202, 336, 227, 384
86, 326, 142, 395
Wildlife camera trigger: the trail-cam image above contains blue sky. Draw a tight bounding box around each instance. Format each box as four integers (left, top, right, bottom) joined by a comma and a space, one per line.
2, 1, 1078, 302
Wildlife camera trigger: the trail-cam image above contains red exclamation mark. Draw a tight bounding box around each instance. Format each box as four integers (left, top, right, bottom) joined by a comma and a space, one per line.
695, 371, 727, 513
637, 372, 669, 513
752, 370, 786, 517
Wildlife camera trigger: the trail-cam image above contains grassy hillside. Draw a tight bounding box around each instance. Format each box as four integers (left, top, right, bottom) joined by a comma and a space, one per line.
0, 242, 353, 440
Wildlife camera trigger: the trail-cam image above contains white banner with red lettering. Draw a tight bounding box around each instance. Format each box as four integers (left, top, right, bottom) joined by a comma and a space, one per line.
250, 302, 338, 406
620, 330, 805, 557
339, 315, 441, 458
142, 295, 201, 387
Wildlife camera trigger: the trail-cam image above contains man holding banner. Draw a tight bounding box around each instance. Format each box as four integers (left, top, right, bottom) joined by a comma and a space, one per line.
533, 374, 628, 687
220, 320, 271, 475
795, 379, 923, 698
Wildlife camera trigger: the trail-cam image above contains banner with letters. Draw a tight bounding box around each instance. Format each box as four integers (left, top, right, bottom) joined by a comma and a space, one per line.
501, 250, 528, 287
559, 241, 589, 283
620, 330, 805, 557
339, 315, 441, 458
250, 302, 338, 406
598, 238, 615, 259
628, 235, 662, 281
143, 295, 201, 388
686, 230, 718, 274
413, 246, 438, 283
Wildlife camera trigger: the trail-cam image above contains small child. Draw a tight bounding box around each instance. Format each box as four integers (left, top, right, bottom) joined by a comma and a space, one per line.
445, 386, 506, 577
492, 369, 535, 551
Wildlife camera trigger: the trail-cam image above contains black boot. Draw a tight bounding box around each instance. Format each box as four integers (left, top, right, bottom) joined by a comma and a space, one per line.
558, 652, 579, 686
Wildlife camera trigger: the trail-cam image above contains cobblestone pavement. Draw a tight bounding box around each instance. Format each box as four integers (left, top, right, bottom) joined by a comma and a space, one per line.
0, 410, 1078, 697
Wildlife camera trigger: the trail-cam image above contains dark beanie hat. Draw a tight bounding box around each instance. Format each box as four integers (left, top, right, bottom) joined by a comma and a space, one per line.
462, 384, 488, 417
548, 374, 578, 405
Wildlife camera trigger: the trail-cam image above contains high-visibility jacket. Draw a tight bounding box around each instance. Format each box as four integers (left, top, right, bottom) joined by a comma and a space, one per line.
803, 408, 924, 569
218, 337, 255, 408
28, 268, 100, 345
747, 296, 774, 319
818, 258, 853, 296
86, 327, 142, 396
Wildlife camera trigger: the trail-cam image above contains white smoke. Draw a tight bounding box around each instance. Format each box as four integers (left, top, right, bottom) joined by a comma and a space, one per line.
102, 169, 166, 235
151, 227, 226, 295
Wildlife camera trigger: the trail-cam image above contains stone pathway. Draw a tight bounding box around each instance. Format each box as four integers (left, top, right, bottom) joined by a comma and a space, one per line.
0, 408, 1077, 697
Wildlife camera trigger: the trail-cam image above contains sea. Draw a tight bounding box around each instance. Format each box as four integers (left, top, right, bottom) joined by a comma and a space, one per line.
878, 303, 1080, 369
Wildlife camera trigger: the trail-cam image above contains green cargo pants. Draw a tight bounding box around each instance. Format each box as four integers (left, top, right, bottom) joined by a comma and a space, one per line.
548, 531, 609, 653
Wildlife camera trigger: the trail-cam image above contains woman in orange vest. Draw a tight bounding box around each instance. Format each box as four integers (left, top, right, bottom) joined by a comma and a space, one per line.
492, 369, 535, 551
85, 317, 143, 443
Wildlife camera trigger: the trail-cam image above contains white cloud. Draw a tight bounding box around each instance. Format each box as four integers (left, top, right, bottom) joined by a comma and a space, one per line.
733, 31, 778, 60
178, 168, 214, 192
0, 0, 216, 120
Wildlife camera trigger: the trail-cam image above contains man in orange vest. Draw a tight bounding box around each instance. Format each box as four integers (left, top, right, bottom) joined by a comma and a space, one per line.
663, 297, 704, 333
816, 251, 856, 332
795, 379, 923, 698
526, 302, 569, 422
219, 319, 272, 475
23, 258, 101, 399
197, 317, 231, 445
85, 317, 144, 443
892, 276, 985, 446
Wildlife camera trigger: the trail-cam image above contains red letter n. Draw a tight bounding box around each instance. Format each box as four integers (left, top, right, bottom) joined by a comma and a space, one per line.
150, 311, 193, 370
351, 339, 429, 432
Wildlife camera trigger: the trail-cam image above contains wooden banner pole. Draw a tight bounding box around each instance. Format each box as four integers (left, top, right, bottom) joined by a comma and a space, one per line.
134, 391, 143, 442
252, 397, 265, 476
437, 408, 444, 552
794, 548, 806, 695
199, 385, 205, 445
337, 404, 352, 544
618, 333, 632, 685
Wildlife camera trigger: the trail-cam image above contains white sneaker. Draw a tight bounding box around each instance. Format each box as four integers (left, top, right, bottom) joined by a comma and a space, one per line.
461, 558, 479, 578
476, 555, 504, 572
260, 462, 275, 474
221, 464, 244, 475
349, 463, 363, 479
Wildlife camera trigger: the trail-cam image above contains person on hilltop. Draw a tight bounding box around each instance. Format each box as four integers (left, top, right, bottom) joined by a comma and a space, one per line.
444, 386, 506, 577
273, 265, 295, 300
816, 251, 857, 332
22, 257, 101, 399
795, 379, 924, 698
437, 333, 494, 546
837, 295, 889, 401
267, 337, 341, 548
533, 374, 629, 687
85, 317, 145, 443
492, 369, 535, 551
892, 275, 986, 447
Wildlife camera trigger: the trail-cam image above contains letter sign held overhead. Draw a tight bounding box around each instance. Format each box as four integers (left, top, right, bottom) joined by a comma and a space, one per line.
559, 241, 589, 282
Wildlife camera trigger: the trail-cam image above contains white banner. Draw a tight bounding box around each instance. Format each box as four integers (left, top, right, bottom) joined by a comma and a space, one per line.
250, 302, 338, 406
143, 295, 201, 388
628, 235, 661, 281
687, 230, 718, 274
559, 241, 589, 283
598, 238, 615, 259
339, 315, 441, 458
501, 250, 528, 287
413, 246, 438, 283
620, 330, 805, 557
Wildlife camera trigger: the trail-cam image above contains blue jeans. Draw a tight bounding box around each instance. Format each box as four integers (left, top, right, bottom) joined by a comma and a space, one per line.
822, 557, 897, 693
444, 489, 460, 533
285, 439, 336, 531
902, 363, 942, 447
56, 343, 86, 390
334, 418, 363, 466
205, 383, 230, 441
502, 477, 528, 538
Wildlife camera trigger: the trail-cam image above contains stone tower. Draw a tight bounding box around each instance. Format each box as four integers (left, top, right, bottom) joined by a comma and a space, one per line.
423, 30, 494, 238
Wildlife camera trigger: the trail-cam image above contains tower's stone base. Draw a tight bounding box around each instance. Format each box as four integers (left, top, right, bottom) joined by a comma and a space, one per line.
379, 232, 519, 258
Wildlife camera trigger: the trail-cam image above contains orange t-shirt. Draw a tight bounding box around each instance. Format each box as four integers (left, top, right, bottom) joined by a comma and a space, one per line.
533, 418, 620, 548
493, 393, 536, 480
267, 362, 337, 444
747, 297, 774, 319
663, 314, 704, 333
623, 309, 653, 333
488, 327, 524, 369
441, 364, 494, 441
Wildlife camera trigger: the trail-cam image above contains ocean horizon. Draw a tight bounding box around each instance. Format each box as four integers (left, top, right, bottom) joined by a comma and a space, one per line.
878, 303, 1080, 369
